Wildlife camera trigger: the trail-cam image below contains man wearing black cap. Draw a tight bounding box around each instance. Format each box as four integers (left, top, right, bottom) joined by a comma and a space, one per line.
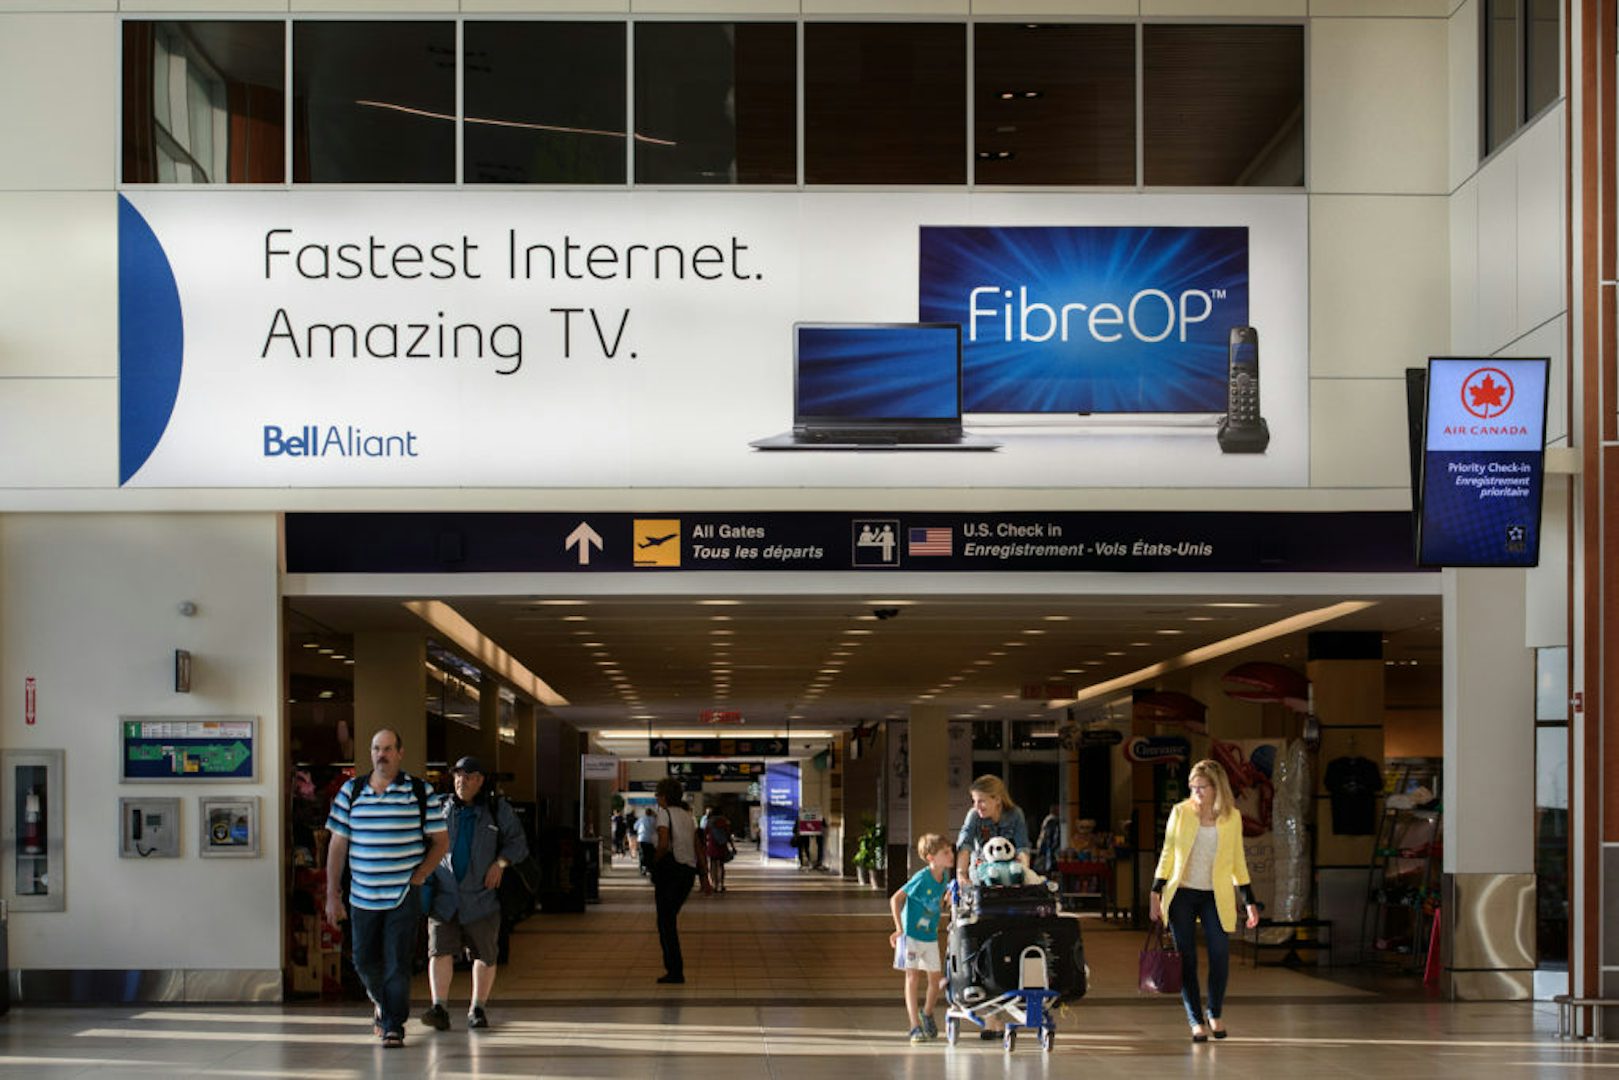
421, 755, 529, 1032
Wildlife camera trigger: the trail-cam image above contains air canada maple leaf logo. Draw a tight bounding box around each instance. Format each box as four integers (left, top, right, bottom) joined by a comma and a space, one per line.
1461, 367, 1514, 420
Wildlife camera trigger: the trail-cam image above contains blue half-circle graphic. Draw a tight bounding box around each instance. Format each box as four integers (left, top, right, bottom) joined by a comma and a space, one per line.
118, 195, 183, 485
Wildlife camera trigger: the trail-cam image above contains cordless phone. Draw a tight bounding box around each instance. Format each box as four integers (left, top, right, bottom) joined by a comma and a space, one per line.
1217, 326, 1270, 453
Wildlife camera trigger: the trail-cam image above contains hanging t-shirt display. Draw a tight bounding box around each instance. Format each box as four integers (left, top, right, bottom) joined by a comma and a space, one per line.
1324, 755, 1383, 835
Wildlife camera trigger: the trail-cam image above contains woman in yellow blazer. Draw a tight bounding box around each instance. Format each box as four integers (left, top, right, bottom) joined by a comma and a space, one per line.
1150, 759, 1260, 1043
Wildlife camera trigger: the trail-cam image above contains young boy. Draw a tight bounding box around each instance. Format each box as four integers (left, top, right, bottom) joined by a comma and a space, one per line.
889, 833, 954, 1044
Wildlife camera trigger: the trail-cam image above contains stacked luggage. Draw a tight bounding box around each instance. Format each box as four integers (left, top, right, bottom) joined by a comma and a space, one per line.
944, 881, 1087, 1051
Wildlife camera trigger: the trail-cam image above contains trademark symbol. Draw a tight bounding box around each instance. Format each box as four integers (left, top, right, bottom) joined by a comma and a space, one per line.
1211, 289, 1227, 300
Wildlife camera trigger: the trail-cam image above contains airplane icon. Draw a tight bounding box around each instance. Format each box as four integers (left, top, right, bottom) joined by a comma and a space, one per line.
638, 533, 678, 549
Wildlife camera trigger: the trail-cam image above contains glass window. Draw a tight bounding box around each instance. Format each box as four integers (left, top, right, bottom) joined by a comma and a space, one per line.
1485, 0, 1562, 157
123, 21, 285, 183
1484, 0, 1520, 155
1526, 0, 1560, 118
973, 23, 1135, 186
635, 22, 796, 185
971, 720, 1004, 752
293, 21, 455, 184
805, 23, 966, 185
1535, 645, 1567, 721
465, 21, 626, 185
1143, 24, 1304, 186
1535, 723, 1568, 966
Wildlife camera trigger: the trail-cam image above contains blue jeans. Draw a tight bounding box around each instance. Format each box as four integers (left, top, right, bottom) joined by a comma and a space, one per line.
1166, 887, 1229, 1029
350, 887, 420, 1037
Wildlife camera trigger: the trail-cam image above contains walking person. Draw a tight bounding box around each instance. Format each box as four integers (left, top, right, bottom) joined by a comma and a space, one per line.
421, 756, 529, 1033
889, 834, 954, 1044
650, 778, 711, 984
704, 808, 737, 893
635, 806, 658, 876
323, 729, 449, 1049
1150, 759, 1261, 1043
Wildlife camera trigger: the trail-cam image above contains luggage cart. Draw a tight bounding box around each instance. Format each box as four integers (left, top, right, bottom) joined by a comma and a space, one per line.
944, 944, 1061, 1052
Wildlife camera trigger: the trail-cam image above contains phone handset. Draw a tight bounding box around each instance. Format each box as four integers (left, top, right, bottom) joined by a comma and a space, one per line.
1217, 326, 1270, 453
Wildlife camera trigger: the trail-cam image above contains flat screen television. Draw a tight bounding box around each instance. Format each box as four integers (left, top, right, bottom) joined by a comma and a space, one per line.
919, 224, 1249, 413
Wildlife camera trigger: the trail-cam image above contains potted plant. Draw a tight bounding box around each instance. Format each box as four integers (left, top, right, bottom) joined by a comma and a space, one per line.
853, 815, 885, 887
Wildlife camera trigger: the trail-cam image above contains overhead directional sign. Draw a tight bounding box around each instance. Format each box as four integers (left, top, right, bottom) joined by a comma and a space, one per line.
288, 510, 1424, 575
667, 760, 765, 782
651, 737, 786, 758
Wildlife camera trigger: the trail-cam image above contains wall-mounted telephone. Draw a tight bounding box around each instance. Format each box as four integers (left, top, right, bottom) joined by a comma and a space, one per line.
120, 797, 181, 858
1217, 326, 1270, 454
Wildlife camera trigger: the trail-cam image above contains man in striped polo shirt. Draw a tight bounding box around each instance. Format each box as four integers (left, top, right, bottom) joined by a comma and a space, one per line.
323, 728, 449, 1048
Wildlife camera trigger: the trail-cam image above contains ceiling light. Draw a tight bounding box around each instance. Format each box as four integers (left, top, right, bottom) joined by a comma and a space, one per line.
710, 615, 732, 622
918, 694, 936, 700
1004, 642, 1027, 648
343, 659, 355, 665
863, 599, 917, 606
562, 615, 589, 622
1187, 615, 1215, 622
1002, 694, 1018, 700
845, 628, 874, 635
973, 660, 992, 666
1157, 629, 1185, 635
711, 629, 734, 636
1044, 615, 1071, 622
1022, 629, 1046, 635
1063, 668, 1081, 674
1205, 602, 1268, 608
301, 642, 319, 649
698, 599, 742, 606
1130, 642, 1150, 647
990, 651, 1007, 657
318, 648, 334, 655
533, 599, 589, 606
1105, 651, 1125, 657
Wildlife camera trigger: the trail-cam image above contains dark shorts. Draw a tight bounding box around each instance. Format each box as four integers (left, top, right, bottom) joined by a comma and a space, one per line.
428, 911, 501, 964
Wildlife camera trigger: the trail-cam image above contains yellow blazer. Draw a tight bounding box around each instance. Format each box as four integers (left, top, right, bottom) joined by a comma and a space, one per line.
1152, 801, 1251, 933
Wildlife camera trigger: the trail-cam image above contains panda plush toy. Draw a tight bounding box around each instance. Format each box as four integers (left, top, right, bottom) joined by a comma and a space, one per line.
971, 835, 1044, 887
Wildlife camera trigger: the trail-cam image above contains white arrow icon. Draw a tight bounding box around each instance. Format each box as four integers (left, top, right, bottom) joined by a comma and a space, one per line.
565, 522, 604, 566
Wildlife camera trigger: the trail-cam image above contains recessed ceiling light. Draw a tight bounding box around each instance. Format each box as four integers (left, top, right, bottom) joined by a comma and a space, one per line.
1001, 694, 1017, 700
1206, 602, 1267, 608
1044, 615, 1070, 622
1130, 642, 1150, 647
1157, 629, 1185, 636
1022, 629, 1046, 635
1063, 668, 1081, 674
710, 615, 732, 622
1105, 651, 1125, 657
343, 659, 354, 665
990, 651, 1007, 657
318, 648, 334, 655
918, 694, 935, 700
534, 599, 589, 606
562, 615, 588, 622
698, 599, 742, 606
1187, 615, 1215, 622
973, 660, 992, 666
976, 704, 992, 710
863, 599, 917, 606
845, 629, 874, 635
301, 642, 319, 649
711, 629, 734, 636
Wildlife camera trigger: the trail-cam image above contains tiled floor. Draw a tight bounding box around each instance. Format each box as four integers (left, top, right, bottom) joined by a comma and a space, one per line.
0, 855, 1607, 1078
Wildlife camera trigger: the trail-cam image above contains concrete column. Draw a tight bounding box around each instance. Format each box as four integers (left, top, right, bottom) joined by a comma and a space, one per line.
504, 699, 536, 801
908, 704, 949, 877
1442, 567, 1536, 999
841, 730, 881, 877
477, 677, 501, 764
353, 631, 426, 775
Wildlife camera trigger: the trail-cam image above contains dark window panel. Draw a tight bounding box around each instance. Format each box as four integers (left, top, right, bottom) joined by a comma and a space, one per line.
974, 23, 1135, 186
123, 20, 285, 184
635, 22, 796, 185
1525, 0, 1559, 119
1143, 24, 1304, 187
1483, 0, 1520, 155
464, 21, 626, 185
293, 21, 454, 184
806, 23, 966, 185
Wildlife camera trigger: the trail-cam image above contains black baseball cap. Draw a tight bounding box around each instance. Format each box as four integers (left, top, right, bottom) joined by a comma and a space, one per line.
452, 755, 486, 775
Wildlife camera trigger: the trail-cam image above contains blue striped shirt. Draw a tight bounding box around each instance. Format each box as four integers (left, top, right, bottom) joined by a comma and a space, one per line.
326, 774, 448, 912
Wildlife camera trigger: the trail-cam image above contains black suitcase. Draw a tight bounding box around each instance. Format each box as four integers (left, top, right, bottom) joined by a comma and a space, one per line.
963, 882, 1062, 919
946, 913, 1087, 1006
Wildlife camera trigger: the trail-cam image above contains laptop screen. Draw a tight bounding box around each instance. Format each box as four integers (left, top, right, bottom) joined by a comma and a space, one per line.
794, 324, 962, 422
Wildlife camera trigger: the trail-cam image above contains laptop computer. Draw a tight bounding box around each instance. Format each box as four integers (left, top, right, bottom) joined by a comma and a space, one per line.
750, 323, 1000, 451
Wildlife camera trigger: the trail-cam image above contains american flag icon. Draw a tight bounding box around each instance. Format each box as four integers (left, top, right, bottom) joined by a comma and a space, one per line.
908, 527, 952, 556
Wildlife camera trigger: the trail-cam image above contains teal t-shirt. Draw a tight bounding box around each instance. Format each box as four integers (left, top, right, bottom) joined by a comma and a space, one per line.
901, 866, 949, 939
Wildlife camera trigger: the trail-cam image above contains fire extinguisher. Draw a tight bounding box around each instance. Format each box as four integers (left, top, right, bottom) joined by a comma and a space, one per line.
21, 787, 43, 854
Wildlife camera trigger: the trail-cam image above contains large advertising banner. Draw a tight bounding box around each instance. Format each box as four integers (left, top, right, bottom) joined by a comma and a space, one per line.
1417, 357, 1549, 566
118, 191, 1308, 488
764, 761, 800, 861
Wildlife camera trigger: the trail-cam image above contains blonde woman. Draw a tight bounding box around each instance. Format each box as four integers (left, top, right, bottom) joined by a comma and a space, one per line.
1150, 759, 1260, 1043
954, 775, 1031, 885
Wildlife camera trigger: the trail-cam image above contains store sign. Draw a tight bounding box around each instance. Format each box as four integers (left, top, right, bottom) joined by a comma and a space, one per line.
580, 754, 619, 781
1418, 357, 1548, 567
1122, 735, 1191, 764
118, 190, 1307, 490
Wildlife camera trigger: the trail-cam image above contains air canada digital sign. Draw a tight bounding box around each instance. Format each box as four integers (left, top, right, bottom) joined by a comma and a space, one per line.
1417, 357, 1549, 567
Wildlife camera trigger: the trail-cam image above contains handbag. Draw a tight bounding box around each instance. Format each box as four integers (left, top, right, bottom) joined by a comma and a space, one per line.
1139, 921, 1183, 995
